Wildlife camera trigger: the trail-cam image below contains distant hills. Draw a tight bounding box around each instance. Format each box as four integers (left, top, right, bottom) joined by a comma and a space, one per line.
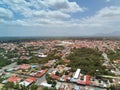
95, 31, 120, 37
0, 31, 120, 42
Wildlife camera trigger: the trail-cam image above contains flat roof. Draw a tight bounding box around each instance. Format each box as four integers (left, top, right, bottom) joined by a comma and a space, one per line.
40, 82, 52, 88
73, 69, 81, 79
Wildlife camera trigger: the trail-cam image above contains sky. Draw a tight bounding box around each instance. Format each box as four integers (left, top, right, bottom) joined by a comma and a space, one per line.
0, 0, 120, 37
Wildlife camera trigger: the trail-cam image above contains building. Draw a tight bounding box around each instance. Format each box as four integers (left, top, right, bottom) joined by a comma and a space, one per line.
19, 77, 37, 86
71, 69, 81, 82
19, 64, 31, 70
7, 76, 21, 83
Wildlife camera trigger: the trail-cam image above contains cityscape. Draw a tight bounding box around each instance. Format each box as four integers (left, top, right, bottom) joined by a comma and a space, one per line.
0, 39, 120, 90
0, 0, 120, 90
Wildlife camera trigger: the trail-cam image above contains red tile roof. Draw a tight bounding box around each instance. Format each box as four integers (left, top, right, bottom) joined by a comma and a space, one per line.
77, 80, 86, 85
86, 75, 90, 85
7, 76, 21, 83
35, 69, 48, 77
19, 64, 30, 70
77, 75, 90, 85
25, 77, 37, 83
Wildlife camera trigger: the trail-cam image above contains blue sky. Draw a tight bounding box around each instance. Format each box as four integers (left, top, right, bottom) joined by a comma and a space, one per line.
0, 0, 120, 37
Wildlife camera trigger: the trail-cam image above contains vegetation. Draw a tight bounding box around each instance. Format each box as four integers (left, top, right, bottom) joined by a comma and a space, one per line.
5, 49, 19, 59
66, 48, 109, 76
0, 54, 11, 68
0, 48, 5, 52
16, 49, 61, 65
30, 84, 38, 90
0, 48, 18, 68
46, 74, 57, 87
1, 82, 38, 90
42, 87, 57, 90
106, 49, 120, 62
42, 87, 49, 90
17, 59, 29, 65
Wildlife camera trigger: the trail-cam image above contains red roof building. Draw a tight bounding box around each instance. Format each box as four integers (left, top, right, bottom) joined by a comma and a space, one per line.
77, 75, 90, 85
7, 76, 21, 83
77, 80, 86, 85
20, 56, 30, 60
50, 74, 60, 80
19, 64, 31, 70
85, 75, 90, 85
35, 69, 48, 77
25, 77, 37, 83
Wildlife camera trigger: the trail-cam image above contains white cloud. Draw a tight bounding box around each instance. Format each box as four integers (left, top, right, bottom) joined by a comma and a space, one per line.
2, 0, 84, 15
0, 7, 13, 19
1, 6, 120, 31
1, 0, 82, 21
1, 0, 120, 36
82, 6, 120, 25
32, 10, 70, 19
26, 0, 85, 13
44, 0, 85, 13
97, 6, 120, 17
2, 0, 30, 13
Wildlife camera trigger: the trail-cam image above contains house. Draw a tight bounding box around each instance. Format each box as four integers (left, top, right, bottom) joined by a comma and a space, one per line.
50, 74, 60, 80
7, 76, 21, 83
19, 77, 37, 86
25, 77, 37, 83
19, 64, 31, 70
84, 75, 90, 85
40, 82, 52, 88
35, 69, 48, 77
20, 56, 30, 60
60, 83, 72, 90
19, 81, 30, 86
77, 75, 91, 85
44, 60, 56, 67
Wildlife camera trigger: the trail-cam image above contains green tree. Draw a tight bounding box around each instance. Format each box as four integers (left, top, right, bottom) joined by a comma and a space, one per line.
66, 48, 109, 76
42, 87, 49, 90
31, 84, 38, 90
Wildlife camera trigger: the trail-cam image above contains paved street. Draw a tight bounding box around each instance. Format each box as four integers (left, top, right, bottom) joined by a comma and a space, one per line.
57, 81, 107, 90
0, 62, 54, 85
0, 62, 17, 72
37, 67, 54, 84
102, 52, 120, 75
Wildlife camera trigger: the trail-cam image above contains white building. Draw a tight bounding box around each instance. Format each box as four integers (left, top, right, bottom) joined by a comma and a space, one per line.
73, 69, 81, 79
71, 69, 81, 82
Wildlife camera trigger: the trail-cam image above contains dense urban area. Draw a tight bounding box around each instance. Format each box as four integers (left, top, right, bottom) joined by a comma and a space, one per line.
0, 39, 120, 90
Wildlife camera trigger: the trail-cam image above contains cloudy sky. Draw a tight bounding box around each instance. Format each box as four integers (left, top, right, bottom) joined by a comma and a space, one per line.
0, 0, 120, 37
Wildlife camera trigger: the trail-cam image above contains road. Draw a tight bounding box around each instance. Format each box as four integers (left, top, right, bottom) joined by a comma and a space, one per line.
102, 52, 120, 75
0, 62, 17, 72
37, 66, 54, 85
0, 61, 54, 85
